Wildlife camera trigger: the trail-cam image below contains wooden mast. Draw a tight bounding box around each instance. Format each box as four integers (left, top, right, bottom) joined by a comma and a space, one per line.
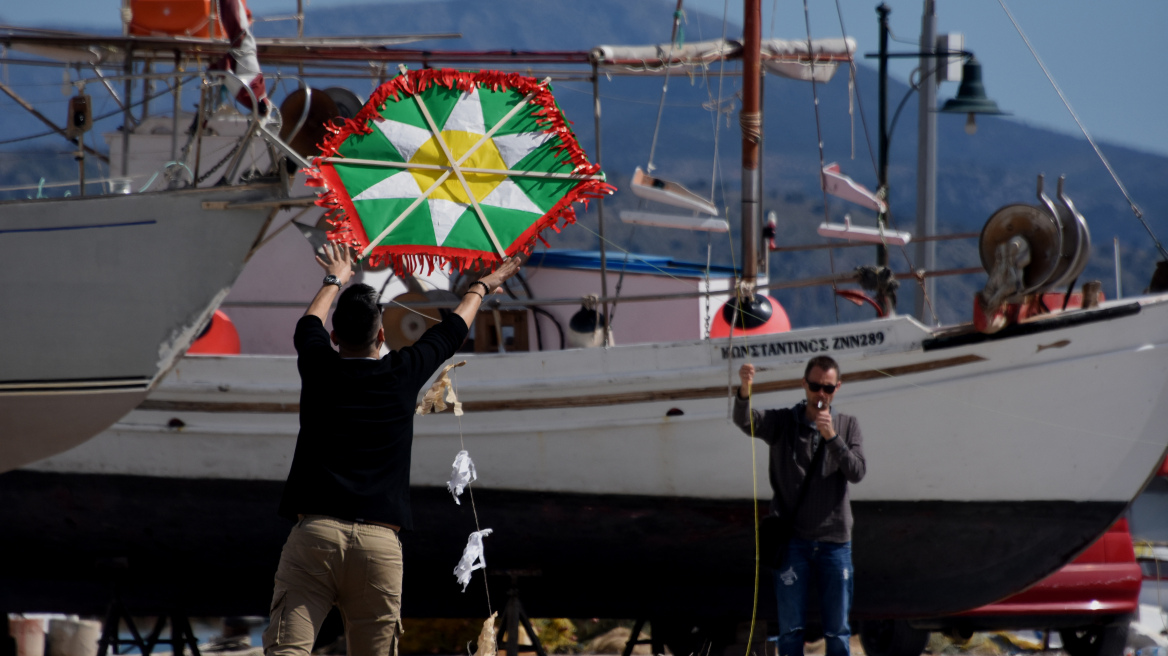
740, 0, 761, 285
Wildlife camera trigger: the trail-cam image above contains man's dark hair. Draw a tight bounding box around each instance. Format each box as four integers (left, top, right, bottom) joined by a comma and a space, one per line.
804, 355, 840, 378
332, 284, 382, 349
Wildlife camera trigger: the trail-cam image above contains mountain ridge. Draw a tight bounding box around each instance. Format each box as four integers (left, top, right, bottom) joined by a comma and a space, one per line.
2, 0, 1165, 324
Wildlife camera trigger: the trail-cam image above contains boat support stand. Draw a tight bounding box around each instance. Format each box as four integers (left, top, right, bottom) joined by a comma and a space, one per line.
96, 571, 201, 656
496, 571, 547, 656
621, 619, 666, 656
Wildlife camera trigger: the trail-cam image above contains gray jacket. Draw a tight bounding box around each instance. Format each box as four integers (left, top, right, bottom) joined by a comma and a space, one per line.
733, 395, 866, 543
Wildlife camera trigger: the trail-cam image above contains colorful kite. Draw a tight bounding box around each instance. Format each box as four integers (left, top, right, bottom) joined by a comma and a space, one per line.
309, 68, 614, 274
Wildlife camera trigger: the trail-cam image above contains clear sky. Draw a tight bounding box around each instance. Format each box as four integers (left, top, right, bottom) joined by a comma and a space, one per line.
4, 0, 1166, 157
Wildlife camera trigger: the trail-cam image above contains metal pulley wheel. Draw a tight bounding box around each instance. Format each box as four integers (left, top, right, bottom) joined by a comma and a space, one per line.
1043, 178, 1092, 288
979, 204, 1061, 295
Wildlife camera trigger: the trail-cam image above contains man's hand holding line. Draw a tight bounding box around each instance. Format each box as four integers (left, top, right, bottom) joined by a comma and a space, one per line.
738, 363, 755, 399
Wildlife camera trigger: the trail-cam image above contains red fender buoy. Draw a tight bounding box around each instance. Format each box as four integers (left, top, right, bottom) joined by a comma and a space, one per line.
709, 294, 791, 338
188, 309, 241, 355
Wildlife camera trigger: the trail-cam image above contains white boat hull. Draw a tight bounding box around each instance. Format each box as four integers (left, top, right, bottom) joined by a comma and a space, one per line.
7, 295, 1168, 618
0, 185, 282, 471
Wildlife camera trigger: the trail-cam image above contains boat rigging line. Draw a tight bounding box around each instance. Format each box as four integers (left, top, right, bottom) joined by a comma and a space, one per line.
995, 0, 1168, 262
803, 0, 843, 324
705, 0, 733, 326
825, 0, 945, 323
0, 72, 199, 148
645, 0, 687, 175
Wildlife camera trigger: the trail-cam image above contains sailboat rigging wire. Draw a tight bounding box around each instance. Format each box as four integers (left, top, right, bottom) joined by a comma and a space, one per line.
705, 234, 714, 338
995, 0, 1168, 261
849, 70, 855, 159
802, 0, 841, 324
826, 0, 936, 321
831, 0, 878, 175
608, 227, 637, 327
645, 9, 682, 174
451, 369, 494, 618
705, 0, 731, 209
0, 74, 199, 146
575, 222, 702, 291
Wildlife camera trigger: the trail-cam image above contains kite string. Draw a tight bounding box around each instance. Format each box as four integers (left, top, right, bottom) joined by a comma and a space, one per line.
383, 294, 443, 322
732, 279, 763, 656
452, 368, 493, 617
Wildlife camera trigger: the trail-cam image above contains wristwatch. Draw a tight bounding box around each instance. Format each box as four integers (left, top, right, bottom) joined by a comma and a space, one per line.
323, 274, 342, 288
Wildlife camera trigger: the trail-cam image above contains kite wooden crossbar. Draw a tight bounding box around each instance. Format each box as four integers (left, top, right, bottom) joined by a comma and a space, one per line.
411, 85, 507, 258
358, 68, 554, 260
322, 157, 605, 181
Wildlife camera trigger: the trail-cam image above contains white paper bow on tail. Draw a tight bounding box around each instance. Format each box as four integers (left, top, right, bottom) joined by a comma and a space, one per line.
453, 528, 493, 592
447, 450, 477, 505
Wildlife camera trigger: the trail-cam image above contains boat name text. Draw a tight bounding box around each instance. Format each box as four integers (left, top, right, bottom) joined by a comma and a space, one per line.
720, 331, 885, 360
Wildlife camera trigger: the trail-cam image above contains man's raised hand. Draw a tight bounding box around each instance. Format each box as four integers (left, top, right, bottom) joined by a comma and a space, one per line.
738, 363, 755, 398
316, 242, 355, 286
475, 254, 528, 293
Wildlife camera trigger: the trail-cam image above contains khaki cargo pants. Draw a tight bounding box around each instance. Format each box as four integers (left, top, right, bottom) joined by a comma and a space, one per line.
263, 516, 403, 656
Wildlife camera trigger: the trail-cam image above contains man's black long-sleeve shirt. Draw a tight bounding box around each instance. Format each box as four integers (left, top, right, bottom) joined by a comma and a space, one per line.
278, 313, 468, 530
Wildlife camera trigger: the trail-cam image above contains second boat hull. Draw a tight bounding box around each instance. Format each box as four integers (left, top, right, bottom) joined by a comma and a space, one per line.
0, 470, 1124, 620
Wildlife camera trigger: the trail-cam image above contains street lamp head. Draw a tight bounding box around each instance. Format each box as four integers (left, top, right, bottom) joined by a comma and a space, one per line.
940, 56, 1008, 133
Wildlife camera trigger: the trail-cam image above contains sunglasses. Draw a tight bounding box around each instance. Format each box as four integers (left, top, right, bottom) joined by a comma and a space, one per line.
805, 380, 838, 394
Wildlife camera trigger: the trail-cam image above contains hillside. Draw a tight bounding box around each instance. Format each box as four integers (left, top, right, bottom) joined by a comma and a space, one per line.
3, 0, 1166, 325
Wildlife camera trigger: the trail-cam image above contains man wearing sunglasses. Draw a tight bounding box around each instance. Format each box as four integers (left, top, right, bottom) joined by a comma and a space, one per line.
735, 355, 866, 656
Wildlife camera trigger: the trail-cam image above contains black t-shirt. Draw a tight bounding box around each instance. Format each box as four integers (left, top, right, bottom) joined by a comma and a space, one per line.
278, 313, 469, 529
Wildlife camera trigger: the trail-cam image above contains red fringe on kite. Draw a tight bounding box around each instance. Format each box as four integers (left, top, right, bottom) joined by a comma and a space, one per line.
305, 68, 616, 276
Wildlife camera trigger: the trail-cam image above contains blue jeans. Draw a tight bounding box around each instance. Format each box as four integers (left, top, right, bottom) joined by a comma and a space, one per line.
773, 538, 853, 656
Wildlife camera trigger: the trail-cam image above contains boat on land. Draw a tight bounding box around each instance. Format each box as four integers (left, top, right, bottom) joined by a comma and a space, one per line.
0, 22, 300, 471
3, 1, 1168, 649
0, 6, 459, 472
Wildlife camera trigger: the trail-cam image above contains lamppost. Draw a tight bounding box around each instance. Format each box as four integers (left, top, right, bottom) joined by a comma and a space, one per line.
867, 3, 1006, 317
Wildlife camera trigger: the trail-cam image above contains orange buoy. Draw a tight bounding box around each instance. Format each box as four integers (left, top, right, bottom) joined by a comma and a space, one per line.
709, 293, 791, 338
188, 310, 241, 355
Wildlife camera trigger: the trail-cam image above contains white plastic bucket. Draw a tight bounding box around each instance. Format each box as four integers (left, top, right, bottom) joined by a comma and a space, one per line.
48, 618, 101, 656
8, 616, 46, 656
